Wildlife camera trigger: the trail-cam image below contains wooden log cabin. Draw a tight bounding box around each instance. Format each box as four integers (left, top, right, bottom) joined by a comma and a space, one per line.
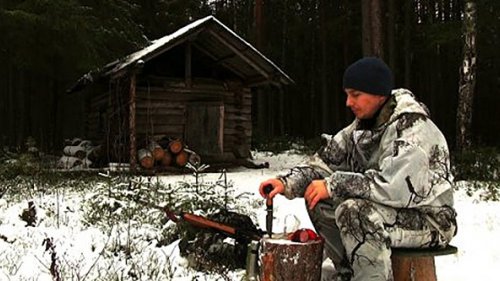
67, 16, 293, 169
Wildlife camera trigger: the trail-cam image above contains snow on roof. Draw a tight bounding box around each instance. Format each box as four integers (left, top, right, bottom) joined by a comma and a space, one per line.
103, 16, 215, 77
103, 15, 292, 84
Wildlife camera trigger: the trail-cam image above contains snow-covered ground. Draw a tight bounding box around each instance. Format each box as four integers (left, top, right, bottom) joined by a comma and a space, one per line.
0, 151, 498, 280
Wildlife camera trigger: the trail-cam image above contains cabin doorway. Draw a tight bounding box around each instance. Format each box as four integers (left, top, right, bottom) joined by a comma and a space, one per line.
185, 102, 224, 156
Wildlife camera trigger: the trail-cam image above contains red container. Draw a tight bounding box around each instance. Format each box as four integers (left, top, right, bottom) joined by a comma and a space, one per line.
288, 228, 321, 243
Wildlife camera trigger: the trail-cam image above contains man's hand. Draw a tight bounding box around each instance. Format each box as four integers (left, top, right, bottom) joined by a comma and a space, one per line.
259, 179, 285, 199
304, 180, 329, 210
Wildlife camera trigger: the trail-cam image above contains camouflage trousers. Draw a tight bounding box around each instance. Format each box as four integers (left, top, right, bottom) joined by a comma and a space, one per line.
308, 198, 456, 281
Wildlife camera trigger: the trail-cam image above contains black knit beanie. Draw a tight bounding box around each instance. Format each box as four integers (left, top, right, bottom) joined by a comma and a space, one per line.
343, 57, 394, 96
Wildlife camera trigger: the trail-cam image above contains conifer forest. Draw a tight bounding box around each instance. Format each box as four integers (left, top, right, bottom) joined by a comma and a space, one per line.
0, 0, 498, 153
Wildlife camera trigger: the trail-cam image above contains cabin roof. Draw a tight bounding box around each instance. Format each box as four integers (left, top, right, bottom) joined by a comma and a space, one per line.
68, 16, 293, 93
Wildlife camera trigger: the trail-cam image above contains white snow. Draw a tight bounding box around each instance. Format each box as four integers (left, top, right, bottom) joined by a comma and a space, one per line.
0, 150, 498, 280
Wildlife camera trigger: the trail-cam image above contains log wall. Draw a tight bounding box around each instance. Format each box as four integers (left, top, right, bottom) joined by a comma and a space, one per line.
86, 77, 252, 163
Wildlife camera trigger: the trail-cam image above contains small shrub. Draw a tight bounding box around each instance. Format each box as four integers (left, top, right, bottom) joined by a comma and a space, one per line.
453, 147, 500, 201
452, 147, 499, 181
252, 134, 321, 154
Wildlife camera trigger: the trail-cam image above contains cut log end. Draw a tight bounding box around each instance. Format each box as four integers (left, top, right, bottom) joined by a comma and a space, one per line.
138, 149, 154, 169
147, 141, 165, 161
169, 139, 183, 154
175, 150, 188, 167
160, 151, 173, 167
63, 146, 86, 159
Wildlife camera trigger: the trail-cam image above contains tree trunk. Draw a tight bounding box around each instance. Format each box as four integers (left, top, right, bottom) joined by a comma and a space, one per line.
254, 0, 267, 137
456, 0, 477, 151
370, 0, 384, 58
129, 74, 137, 170
403, 0, 412, 87
7, 62, 15, 147
387, 0, 396, 71
362, 0, 384, 58
320, 0, 329, 132
361, 0, 372, 56
279, 0, 288, 136
260, 236, 324, 281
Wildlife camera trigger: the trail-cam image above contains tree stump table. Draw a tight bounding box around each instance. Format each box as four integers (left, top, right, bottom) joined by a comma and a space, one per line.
260, 236, 324, 281
391, 245, 458, 281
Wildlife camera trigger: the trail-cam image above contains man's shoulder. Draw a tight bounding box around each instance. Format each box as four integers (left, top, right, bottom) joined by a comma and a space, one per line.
390, 89, 431, 122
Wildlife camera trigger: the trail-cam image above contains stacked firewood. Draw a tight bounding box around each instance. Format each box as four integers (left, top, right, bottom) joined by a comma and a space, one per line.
58, 138, 101, 169
137, 137, 200, 170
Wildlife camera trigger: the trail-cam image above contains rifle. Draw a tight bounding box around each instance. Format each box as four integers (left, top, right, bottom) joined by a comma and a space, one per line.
133, 197, 264, 242
168, 210, 264, 241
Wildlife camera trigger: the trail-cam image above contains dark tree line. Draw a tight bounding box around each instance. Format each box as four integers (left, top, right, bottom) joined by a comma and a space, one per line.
0, 0, 498, 153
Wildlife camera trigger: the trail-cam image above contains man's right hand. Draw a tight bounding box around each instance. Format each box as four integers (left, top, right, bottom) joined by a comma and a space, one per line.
259, 179, 285, 199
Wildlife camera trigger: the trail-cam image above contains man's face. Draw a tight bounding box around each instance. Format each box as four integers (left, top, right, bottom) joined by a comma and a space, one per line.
345, 89, 388, 119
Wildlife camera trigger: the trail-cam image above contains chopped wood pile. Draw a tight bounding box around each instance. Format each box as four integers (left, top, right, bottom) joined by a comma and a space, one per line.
137, 137, 201, 170
57, 138, 100, 169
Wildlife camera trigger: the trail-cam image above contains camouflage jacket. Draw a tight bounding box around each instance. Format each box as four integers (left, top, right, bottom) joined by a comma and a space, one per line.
279, 89, 456, 226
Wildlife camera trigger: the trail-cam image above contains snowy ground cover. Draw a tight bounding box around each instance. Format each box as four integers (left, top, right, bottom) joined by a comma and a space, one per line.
0, 150, 498, 280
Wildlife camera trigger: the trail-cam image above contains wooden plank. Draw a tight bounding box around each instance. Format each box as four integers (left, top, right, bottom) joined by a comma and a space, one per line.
135, 98, 185, 107
208, 29, 270, 80
136, 124, 184, 135
136, 115, 186, 125
225, 106, 251, 115
141, 79, 235, 90
225, 114, 251, 122
391, 245, 458, 257
137, 90, 231, 100
185, 103, 224, 155
136, 108, 185, 116
90, 94, 108, 110
224, 129, 252, 138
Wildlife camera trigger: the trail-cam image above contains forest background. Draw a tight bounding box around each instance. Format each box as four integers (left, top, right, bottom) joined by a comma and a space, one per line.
0, 0, 498, 153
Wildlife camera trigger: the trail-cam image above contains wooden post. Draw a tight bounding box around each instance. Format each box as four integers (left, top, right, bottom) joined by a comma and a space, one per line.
129, 74, 137, 171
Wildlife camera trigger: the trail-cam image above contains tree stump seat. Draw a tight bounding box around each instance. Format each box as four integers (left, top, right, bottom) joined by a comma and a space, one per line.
391, 245, 458, 281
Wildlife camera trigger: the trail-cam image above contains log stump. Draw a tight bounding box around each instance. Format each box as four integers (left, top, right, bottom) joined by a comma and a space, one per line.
260, 236, 323, 281
391, 245, 458, 281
